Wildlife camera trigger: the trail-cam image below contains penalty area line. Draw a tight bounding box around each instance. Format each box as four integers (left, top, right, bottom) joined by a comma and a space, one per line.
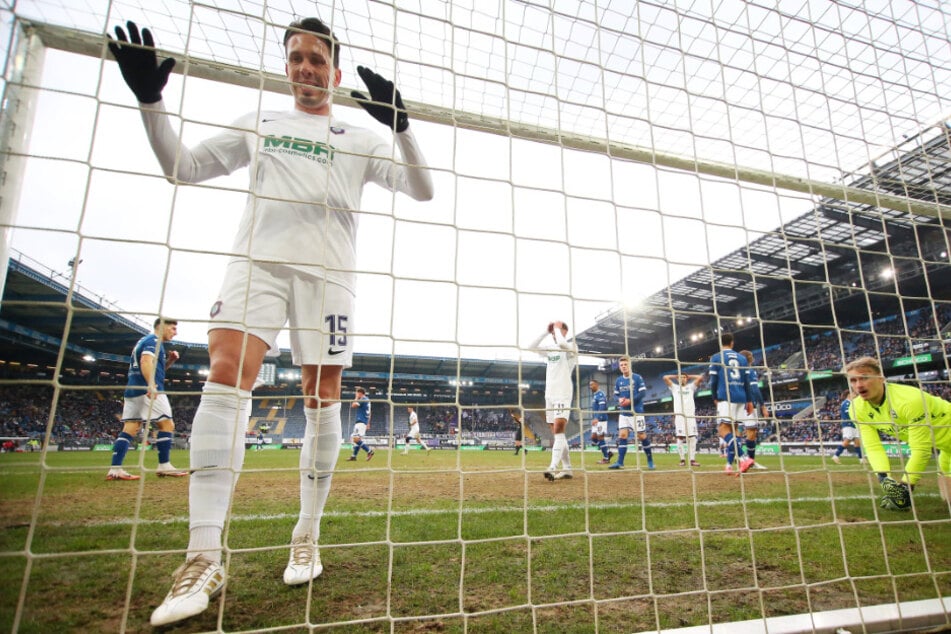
41, 491, 932, 528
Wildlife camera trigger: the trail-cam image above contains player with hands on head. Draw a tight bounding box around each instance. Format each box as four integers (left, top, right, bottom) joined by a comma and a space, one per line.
844, 356, 951, 512
529, 320, 577, 481
110, 16, 434, 627
663, 372, 704, 467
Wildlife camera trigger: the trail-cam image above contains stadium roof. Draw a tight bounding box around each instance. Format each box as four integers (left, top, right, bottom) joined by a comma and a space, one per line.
1, 125, 948, 387
0, 256, 551, 394
574, 121, 951, 364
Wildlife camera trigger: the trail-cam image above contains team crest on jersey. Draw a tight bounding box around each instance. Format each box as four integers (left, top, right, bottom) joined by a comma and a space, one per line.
330, 126, 345, 135
210, 300, 223, 318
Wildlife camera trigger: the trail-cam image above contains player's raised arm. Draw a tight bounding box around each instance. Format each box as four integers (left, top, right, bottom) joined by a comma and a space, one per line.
108, 21, 234, 184
108, 21, 175, 104
351, 65, 434, 202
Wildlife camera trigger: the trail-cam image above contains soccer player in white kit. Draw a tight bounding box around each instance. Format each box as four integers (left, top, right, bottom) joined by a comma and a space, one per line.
403, 406, 431, 454
663, 373, 704, 467
529, 321, 577, 481
108, 17, 434, 626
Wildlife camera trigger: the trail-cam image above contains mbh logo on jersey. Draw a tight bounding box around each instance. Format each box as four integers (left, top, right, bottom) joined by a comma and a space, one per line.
263, 135, 336, 164
329, 126, 346, 135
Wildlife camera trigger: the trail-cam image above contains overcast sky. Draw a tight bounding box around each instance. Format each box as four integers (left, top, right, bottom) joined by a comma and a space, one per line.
6, 0, 945, 361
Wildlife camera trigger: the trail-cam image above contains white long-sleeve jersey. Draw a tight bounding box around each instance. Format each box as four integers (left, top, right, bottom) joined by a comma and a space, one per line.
139, 101, 434, 292
528, 329, 577, 401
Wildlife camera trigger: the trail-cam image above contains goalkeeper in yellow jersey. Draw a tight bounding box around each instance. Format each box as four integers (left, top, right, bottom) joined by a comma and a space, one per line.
844, 356, 951, 511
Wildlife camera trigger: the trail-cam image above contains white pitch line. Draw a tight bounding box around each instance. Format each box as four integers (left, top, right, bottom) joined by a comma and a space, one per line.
37, 492, 941, 529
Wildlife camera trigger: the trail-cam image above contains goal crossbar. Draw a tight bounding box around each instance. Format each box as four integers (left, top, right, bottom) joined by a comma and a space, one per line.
23, 19, 951, 222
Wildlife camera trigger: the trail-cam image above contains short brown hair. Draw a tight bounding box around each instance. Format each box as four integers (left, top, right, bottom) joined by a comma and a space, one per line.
843, 356, 882, 376
284, 17, 340, 67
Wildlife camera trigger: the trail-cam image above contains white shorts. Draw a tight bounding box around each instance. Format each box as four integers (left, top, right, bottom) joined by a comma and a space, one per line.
545, 397, 571, 424
673, 414, 697, 437
742, 415, 759, 430
407, 423, 420, 437
210, 261, 355, 367
592, 420, 608, 436
716, 401, 747, 427
842, 426, 859, 441
618, 414, 646, 433
352, 422, 367, 439
121, 394, 173, 423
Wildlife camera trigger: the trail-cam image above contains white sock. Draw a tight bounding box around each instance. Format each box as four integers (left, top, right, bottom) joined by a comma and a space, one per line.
187, 382, 251, 564
677, 439, 685, 459
688, 436, 697, 462
549, 434, 566, 471
292, 404, 342, 542
561, 437, 572, 471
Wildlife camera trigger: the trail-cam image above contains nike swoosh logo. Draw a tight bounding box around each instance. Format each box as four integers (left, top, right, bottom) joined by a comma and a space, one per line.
327, 349, 345, 355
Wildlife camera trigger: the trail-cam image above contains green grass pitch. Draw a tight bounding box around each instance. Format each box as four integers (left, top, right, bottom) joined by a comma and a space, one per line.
1, 448, 949, 633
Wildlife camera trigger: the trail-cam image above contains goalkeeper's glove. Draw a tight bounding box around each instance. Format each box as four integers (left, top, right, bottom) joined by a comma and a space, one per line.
108, 21, 176, 104
350, 66, 409, 133
879, 477, 912, 511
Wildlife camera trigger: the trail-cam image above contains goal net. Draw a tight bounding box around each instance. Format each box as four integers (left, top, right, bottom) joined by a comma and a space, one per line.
1, 0, 949, 632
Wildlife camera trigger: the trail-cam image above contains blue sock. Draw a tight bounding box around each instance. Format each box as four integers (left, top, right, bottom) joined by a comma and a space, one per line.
834, 446, 844, 457
111, 432, 134, 467
855, 446, 863, 459
352, 443, 360, 458
617, 438, 628, 465
746, 439, 756, 461
598, 439, 608, 458
642, 438, 653, 464
156, 431, 173, 463
363, 442, 372, 454
724, 433, 736, 465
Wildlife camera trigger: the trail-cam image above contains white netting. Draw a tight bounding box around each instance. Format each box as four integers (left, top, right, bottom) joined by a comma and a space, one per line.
1, 1, 949, 633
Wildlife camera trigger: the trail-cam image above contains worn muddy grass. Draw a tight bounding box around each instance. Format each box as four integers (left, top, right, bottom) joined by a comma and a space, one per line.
2, 449, 949, 632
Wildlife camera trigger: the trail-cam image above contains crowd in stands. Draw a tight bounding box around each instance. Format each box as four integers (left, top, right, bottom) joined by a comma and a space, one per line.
0, 384, 198, 447
775, 304, 951, 372
1, 304, 948, 451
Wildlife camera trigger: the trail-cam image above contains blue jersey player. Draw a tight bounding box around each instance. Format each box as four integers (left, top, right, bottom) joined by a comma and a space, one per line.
588, 379, 612, 464
609, 356, 651, 470
708, 333, 752, 474
832, 390, 864, 464
348, 387, 374, 461
739, 350, 769, 471
106, 317, 186, 480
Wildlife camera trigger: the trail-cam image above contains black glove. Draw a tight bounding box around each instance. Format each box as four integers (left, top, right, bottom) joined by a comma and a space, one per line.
879, 477, 912, 511
107, 21, 175, 104
350, 66, 409, 133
